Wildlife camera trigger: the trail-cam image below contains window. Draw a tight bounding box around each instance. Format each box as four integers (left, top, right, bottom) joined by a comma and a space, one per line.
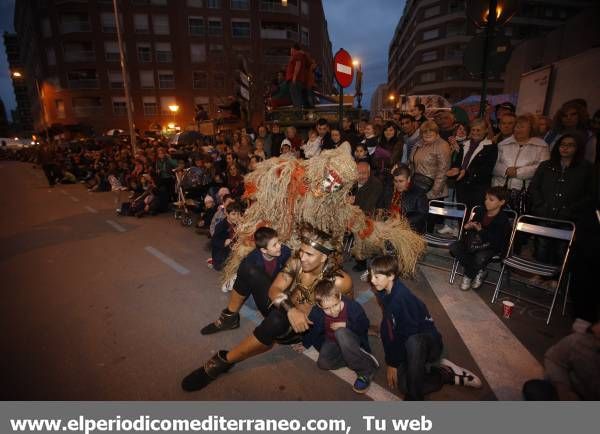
421, 50, 437, 62
143, 96, 158, 116
207, 0, 220, 8
72, 97, 102, 117
152, 15, 170, 35
209, 43, 224, 60
105, 41, 120, 61
112, 97, 127, 115
108, 71, 124, 89
101, 13, 116, 33
55, 99, 65, 119
422, 28, 439, 41
42, 18, 52, 37
231, 0, 249, 9
208, 18, 222, 36
134, 14, 150, 33
137, 43, 152, 62
188, 17, 204, 35
46, 48, 56, 66
67, 69, 99, 89
420, 71, 436, 83
446, 21, 466, 37
158, 70, 175, 89
300, 26, 309, 45
301, 1, 309, 15
446, 44, 465, 60
190, 44, 206, 63
63, 42, 96, 62
423, 5, 441, 19
160, 96, 177, 115
194, 96, 209, 111
187, 0, 203, 6
155, 42, 173, 63
213, 72, 225, 88
60, 13, 91, 33
231, 19, 250, 38
232, 45, 251, 58
139, 70, 155, 88
193, 71, 208, 89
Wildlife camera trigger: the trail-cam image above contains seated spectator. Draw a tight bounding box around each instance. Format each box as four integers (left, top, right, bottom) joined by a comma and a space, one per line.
195, 195, 217, 234
210, 192, 234, 237
492, 114, 550, 213
211, 201, 242, 271
379, 164, 428, 233
409, 120, 451, 200
523, 322, 600, 400
449, 186, 510, 291
369, 255, 482, 401
302, 279, 378, 394
449, 118, 498, 210
302, 128, 322, 159
226, 164, 244, 198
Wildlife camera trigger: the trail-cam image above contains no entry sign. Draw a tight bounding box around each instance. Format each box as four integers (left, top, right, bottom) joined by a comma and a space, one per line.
333, 48, 354, 88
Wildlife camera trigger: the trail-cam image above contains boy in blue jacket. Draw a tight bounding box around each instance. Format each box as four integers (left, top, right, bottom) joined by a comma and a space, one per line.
303, 279, 379, 394
369, 255, 482, 400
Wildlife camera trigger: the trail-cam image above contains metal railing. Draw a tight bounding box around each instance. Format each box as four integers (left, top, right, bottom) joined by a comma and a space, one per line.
60, 22, 91, 33
68, 78, 100, 89
64, 50, 96, 62
260, 28, 298, 41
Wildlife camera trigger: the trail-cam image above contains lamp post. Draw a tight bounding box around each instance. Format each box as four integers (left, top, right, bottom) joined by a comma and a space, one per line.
467, 0, 519, 118
12, 71, 50, 143
352, 59, 363, 123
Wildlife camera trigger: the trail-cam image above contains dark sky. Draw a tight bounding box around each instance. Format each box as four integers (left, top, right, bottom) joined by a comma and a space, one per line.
0, 0, 405, 121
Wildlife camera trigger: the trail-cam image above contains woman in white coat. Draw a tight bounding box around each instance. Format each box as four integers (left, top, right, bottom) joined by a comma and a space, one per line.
492, 114, 550, 192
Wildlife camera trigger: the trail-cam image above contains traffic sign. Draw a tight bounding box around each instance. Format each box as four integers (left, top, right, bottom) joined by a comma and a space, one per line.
333, 48, 354, 88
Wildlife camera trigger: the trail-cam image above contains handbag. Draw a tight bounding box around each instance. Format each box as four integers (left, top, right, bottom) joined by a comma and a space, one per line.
504, 179, 529, 215
412, 172, 435, 193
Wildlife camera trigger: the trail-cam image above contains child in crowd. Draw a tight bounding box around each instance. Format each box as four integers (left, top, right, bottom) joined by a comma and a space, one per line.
303, 279, 379, 394
252, 138, 267, 161
353, 143, 370, 164
195, 195, 217, 235
302, 128, 322, 159
210, 193, 234, 237
369, 255, 482, 400
210, 201, 242, 271
449, 186, 511, 291
279, 141, 292, 156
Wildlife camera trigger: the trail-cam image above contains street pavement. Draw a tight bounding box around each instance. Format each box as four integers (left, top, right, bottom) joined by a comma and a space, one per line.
0, 162, 571, 400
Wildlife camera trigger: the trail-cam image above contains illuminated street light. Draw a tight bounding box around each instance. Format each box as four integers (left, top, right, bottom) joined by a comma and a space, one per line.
168, 104, 179, 113
11, 70, 49, 142
12, 71, 22, 78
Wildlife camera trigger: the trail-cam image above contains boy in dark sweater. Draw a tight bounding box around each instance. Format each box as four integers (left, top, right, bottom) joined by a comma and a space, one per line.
303, 279, 379, 394
211, 201, 242, 271
450, 186, 511, 291
369, 255, 482, 400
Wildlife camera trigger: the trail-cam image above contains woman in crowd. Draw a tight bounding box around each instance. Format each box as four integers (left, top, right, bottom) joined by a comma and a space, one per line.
492, 114, 550, 212
409, 120, 451, 200
448, 118, 498, 210
546, 100, 596, 163
225, 163, 244, 199
379, 121, 403, 162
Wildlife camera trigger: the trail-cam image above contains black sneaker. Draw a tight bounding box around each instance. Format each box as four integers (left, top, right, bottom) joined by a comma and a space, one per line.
200, 309, 240, 335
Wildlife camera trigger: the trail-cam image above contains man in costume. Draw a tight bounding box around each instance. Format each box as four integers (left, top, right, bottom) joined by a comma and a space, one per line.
182, 225, 352, 391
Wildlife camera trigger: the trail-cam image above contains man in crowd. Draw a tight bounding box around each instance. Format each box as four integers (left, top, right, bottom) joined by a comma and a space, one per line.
494, 113, 517, 145
181, 226, 353, 392
413, 103, 427, 126
399, 114, 421, 163
434, 111, 457, 141
493, 102, 516, 135
316, 118, 335, 150
285, 43, 307, 108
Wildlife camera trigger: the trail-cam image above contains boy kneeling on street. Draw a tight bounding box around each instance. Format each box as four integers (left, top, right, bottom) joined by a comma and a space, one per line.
369, 255, 482, 400
302, 279, 379, 394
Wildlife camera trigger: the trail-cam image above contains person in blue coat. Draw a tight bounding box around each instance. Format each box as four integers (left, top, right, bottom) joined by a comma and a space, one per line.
202, 227, 291, 335
302, 279, 379, 394
369, 255, 482, 400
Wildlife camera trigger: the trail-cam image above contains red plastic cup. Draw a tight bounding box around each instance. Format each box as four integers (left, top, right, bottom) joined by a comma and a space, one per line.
502, 300, 515, 319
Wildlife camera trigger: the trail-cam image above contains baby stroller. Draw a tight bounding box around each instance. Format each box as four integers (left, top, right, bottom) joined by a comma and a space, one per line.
172, 167, 205, 226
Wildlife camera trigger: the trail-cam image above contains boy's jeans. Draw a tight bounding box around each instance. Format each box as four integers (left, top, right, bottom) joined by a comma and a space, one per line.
317, 328, 378, 378
396, 333, 444, 400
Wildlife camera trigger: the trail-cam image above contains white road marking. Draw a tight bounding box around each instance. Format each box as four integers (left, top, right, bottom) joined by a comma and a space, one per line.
105, 219, 127, 233
238, 304, 399, 402
85, 206, 98, 214
69, 196, 80, 202
59, 189, 68, 195
420, 267, 543, 400
144, 246, 190, 275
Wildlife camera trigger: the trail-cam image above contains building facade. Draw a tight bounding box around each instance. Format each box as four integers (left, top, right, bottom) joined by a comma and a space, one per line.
11, 0, 333, 135
4, 31, 34, 133
387, 0, 593, 104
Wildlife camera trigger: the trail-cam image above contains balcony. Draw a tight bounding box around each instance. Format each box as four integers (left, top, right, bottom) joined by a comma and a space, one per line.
68, 78, 100, 89
156, 52, 173, 63
60, 21, 91, 33
64, 50, 96, 62
260, 1, 298, 15
73, 106, 103, 117
260, 28, 298, 41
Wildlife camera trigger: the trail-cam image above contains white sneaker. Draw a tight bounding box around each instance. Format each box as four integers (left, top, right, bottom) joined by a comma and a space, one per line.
471, 270, 487, 289
437, 224, 458, 236
572, 318, 591, 334
460, 276, 472, 291
440, 358, 482, 388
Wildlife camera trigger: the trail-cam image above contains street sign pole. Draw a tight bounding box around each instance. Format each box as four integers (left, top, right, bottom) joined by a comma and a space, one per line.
333, 48, 354, 131
479, 0, 498, 119
338, 85, 344, 130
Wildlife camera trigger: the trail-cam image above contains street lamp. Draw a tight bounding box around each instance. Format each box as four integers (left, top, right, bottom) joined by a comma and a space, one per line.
352, 59, 363, 112
12, 70, 50, 142
168, 104, 179, 131
467, 0, 519, 118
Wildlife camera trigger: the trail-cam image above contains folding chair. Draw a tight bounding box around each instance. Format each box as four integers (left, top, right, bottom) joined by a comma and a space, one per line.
449, 206, 517, 285
491, 214, 576, 325
421, 200, 468, 276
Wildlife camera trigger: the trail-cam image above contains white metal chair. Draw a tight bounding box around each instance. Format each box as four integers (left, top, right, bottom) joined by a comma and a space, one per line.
449, 206, 517, 285
491, 214, 576, 325
421, 200, 468, 275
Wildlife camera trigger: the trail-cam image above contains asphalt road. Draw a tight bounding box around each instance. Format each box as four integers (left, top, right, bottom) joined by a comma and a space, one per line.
2, 161, 561, 401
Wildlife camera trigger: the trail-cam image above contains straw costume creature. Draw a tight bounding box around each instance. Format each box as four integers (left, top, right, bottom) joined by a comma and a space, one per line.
222, 142, 425, 283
